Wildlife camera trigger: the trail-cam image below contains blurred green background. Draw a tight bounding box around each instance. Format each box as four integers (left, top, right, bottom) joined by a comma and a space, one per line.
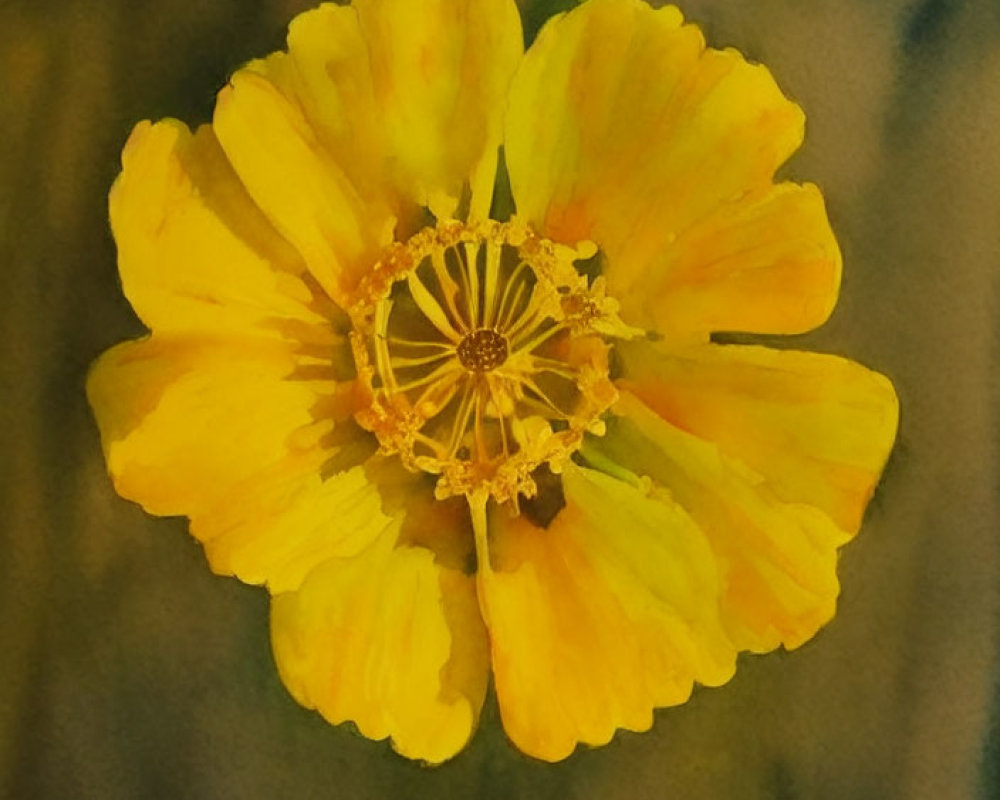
2, 0, 998, 797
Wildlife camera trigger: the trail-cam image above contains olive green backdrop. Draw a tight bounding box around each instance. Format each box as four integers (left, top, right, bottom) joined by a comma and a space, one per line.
2, 0, 998, 797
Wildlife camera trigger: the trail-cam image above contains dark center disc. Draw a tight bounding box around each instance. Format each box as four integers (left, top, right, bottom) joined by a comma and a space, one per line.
457, 328, 509, 372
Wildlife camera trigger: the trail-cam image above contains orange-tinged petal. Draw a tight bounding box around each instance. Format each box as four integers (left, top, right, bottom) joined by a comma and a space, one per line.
476, 463, 735, 762
626, 183, 841, 337
110, 119, 327, 335
506, 0, 815, 337
615, 339, 899, 534
352, 0, 523, 220
585, 393, 849, 652
271, 491, 488, 764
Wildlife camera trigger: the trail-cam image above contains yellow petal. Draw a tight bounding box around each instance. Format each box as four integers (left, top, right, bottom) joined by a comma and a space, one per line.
615, 339, 899, 534
625, 183, 841, 336
586, 392, 850, 653
86, 334, 329, 517
110, 119, 327, 335
195, 451, 394, 595
86, 333, 384, 593
214, 68, 394, 306
271, 492, 488, 764
352, 0, 523, 220
197, 443, 481, 594
506, 0, 812, 336
477, 463, 735, 762
270, 4, 404, 219
216, 0, 523, 300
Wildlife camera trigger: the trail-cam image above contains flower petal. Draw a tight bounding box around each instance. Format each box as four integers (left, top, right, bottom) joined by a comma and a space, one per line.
271, 490, 488, 764
195, 453, 392, 595
622, 183, 841, 337
110, 119, 327, 335
214, 0, 523, 304
615, 339, 899, 534
585, 392, 849, 653
260, 4, 408, 225
86, 334, 325, 516
351, 0, 523, 220
506, 0, 816, 336
86, 333, 379, 592
477, 463, 735, 762
214, 68, 394, 307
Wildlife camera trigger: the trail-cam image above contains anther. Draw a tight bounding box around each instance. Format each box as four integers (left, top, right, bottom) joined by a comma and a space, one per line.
457, 328, 508, 372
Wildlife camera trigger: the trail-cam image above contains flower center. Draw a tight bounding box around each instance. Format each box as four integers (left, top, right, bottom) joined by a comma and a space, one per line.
457, 329, 508, 372
347, 219, 637, 506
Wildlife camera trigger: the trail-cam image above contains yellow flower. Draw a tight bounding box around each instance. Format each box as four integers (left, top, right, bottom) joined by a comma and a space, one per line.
87, 0, 899, 764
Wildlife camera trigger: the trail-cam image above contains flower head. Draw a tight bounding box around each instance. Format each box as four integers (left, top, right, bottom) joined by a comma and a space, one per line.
88, 0, 898, 764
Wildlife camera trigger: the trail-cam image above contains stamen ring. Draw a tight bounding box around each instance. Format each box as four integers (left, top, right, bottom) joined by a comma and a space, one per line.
348, 219, 627, 505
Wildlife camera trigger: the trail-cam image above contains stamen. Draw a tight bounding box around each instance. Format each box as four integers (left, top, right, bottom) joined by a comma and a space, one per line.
461, 242, 482, 327
525, 356, 581, 381
494, 260, 531, 329
413, 430, 448, 458
384, 337, 453, 351
446, 380, 477, 459
482, 241, 503, 328
503, 291, 547, 343
372, 302, 397, 392
497, 279, 531, 332
406, 272, 464, 342
395, 361, 463, 393
389, 350, 455, 369
516, 394, 567, 420
491, 387, 511, 458
430, 250, 467, 331
348, 219, 625, 505
515, 375, 569, 419
473, 386, 488, 462
413, 370, 462, 419
509, 320, 567, 356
